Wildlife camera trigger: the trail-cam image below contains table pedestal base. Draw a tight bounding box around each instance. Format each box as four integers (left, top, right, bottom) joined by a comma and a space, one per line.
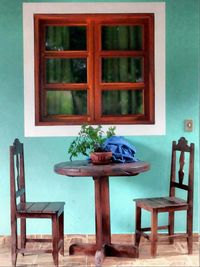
69, 243, 139, 266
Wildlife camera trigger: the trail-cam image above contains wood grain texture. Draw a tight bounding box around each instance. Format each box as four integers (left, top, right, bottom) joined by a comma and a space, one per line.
54, 160, 150, 177
133, 137, 195, 258
10, 139, 65, 267
55, 160, 149, 265
34, 14, 154, 125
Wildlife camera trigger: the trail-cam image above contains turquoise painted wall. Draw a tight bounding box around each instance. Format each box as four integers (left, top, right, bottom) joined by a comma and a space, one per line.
0, 0, 199, 235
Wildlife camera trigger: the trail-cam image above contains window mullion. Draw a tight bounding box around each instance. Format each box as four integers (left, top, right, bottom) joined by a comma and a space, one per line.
93, 20, 102, 122
87, 19, 95, 123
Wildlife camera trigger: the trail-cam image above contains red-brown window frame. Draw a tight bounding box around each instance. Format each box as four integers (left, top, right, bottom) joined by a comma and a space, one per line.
34, 14, 154, 126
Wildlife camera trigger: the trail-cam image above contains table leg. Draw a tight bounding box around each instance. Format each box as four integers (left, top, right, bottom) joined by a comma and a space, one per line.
94, 176, 111, 266
94, 176, 111, 246
93, 176, 139, 265
69, 175, 138, 265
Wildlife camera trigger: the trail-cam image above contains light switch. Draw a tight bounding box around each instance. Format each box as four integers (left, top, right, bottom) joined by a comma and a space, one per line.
184, 120, 193, 132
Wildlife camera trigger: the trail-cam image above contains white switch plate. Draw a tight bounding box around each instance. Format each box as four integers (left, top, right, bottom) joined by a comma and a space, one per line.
184, 120, 193, 132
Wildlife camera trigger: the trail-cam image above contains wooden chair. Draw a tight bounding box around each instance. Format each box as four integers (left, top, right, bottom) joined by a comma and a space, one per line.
10, 138, 65, 267
134, 137, 194, 257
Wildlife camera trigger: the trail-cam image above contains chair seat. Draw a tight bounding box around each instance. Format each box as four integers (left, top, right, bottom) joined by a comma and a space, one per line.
134, 197, 188, 211
17, 202, 65, 215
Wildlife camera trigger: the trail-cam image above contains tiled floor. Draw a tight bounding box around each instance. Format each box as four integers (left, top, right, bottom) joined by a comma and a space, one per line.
0, 234, 199, 266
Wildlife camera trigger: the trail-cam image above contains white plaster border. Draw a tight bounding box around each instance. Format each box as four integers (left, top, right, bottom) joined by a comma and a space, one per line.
23, 2, 165, 137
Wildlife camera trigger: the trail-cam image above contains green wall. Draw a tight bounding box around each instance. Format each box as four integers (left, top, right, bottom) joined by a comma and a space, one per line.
0, 0, 199, 235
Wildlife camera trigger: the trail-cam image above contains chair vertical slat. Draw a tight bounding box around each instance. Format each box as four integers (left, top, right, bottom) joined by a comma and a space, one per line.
188, 143, 194, 207
19, 143, 26, 251
187, 143, 194, 254
10, 145, 18, 267
19, 143, 26, 203
178, 151, 185, 184
10, 146, 17, 214
16, 154, 20, 191
169, 141, 176, 197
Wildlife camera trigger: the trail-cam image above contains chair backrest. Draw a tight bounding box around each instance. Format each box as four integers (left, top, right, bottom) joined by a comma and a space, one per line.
169, 137, 194, 206
10, 139, 26, 214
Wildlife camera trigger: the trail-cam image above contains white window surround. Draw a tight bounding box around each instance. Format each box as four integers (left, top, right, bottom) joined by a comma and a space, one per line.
23, 2, 165, 137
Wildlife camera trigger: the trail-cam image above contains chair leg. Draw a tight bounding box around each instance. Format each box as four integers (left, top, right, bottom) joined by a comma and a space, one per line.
20, 218, 26, 253
52, 215, 59, 267
168, 211, 174, 244
151, 210, 158, 257
11, 217, 18, 267
187, 209, 193, 254
59, 211, 64, 256
135, 205, 141, 247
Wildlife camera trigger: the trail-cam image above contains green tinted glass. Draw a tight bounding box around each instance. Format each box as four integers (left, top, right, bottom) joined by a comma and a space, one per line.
47, 90, 87, 115
46, 58, 87, 83
102, 90, 143, 115
102, 58, 142, 83
102, 26, 142, 50
45, 26, 86, 51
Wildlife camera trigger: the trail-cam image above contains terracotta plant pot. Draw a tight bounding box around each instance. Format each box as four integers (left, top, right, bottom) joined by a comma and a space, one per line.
90, 151, 112, 165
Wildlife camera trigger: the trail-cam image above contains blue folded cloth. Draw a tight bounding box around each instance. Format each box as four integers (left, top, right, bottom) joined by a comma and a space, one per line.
103, 136, 138, 163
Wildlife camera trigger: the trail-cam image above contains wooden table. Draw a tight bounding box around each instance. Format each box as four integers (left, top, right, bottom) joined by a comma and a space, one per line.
54, 160, 150, 266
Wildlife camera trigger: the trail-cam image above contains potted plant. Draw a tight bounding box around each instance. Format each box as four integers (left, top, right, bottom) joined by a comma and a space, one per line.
68, 124, 116, 164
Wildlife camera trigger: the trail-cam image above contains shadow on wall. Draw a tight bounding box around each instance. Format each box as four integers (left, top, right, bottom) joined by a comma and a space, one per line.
114, 138, 170, 196
109, 138, 171, 233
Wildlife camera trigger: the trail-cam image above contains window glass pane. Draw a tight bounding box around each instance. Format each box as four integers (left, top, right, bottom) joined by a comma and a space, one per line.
46, 58, 87, 83
102, 90, 143, 115
102, 26, 142, 50
47, 90, 87, 115
102, 58, 142, 83
45, 26, 86, 51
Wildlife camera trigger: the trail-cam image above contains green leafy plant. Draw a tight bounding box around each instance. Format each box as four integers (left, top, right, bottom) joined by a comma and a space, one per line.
68, 124, 116, 160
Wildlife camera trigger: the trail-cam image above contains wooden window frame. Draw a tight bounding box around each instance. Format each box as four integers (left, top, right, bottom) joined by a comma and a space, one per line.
34, 13, 154, 126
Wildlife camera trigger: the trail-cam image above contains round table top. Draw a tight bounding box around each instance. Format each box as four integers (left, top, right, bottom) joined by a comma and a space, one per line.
54, 160, 150, 177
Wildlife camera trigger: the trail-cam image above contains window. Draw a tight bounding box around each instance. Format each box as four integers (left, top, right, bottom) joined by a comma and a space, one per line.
23, 3, 165, 136
34, 14, 154, 125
